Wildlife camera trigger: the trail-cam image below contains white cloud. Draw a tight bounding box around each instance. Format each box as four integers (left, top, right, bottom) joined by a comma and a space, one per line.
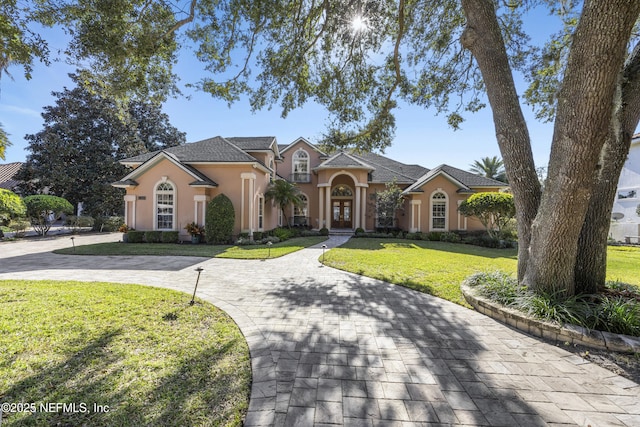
0, 104, 42, 118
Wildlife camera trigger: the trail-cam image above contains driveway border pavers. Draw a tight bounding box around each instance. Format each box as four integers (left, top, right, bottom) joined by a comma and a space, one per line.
1, 233, 639, 426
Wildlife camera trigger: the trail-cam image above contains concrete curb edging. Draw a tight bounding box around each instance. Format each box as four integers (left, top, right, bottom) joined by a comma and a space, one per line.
461, 283, 640, 354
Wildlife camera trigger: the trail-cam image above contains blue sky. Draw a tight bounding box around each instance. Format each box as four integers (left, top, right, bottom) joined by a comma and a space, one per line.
1, 9, 557, 171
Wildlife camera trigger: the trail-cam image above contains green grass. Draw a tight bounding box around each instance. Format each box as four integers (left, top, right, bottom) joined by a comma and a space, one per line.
53, 236, 328, 259
216, 236, 328, 259
0, 280, 250, 426
324, 239, 640, 307
55, 242, 228, 257
606, 245, 640, 285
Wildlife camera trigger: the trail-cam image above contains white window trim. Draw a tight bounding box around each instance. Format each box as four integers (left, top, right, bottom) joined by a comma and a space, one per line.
154, 177, 177, 231
429, 189, 448, 232
257, 195, 264, 231
293, 149, 310, 174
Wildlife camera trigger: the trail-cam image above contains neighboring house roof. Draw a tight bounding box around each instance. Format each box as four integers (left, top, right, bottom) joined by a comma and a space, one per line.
403, 164, 508, 194
0, 162, 23, 191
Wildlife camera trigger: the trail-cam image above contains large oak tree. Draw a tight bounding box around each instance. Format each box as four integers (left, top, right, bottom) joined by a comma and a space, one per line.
6, 0, 640, 295
19, 76, 185, 217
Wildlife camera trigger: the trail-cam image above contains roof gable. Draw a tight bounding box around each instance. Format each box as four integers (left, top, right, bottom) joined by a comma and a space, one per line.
315, 151, 374, 170
403, 164, 508, 194
114, 151, 218, 188
280, 137, 327, 156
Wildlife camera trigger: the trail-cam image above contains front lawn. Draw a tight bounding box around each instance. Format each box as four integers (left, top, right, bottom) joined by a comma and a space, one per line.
216, 236, 328, 259
53, 236, 327, 259
323, 239, 640, 307
0, 280, 250, 426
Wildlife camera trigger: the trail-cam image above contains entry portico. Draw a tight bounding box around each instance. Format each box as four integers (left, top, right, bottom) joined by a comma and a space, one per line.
315, 155, 372, 230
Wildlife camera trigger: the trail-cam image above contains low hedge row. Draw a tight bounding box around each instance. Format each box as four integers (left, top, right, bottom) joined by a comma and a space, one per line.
125, 231, 179, 244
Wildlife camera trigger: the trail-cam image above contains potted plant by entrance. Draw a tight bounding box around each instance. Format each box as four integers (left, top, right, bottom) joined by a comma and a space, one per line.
118, 224, 131, 243
185, 222, 204, 244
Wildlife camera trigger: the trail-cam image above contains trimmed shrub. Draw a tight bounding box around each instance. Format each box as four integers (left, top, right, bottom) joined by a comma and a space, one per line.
440, 231, 461, 243
319, 227, 329, 236
127, 231, 144, 243
405, 232, 426, 240
161, 231, 179, 243
301, 229, 321, 237
426, 232, 442, 241
206, 194, 235, 244
66, 215, 95, 232
355, 227, 365, 235
252, 231, 263, 241
144, 231, 162, 243
23, 195, 74, 236
8, 219, 30, 237
92, 216, 124, 232
272, 227, 294, 241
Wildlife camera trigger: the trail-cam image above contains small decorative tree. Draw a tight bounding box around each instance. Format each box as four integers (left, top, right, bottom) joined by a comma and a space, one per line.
0, 189, 26, 223
458, 192, 515, 239
0, 189, 26, 238
372, 179, 405, 231
264, 179, 303, 228
205, 194, 235, 244
23, 195, 74, 236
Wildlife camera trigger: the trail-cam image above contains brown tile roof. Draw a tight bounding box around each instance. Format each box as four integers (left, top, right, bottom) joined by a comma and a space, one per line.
0, 162, 23, 190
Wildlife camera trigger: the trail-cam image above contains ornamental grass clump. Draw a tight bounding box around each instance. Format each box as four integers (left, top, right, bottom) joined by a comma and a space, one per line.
464, 271, 524, 306
467, 272, 640, 337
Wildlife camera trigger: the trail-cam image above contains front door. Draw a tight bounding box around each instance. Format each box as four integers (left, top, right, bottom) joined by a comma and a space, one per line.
332, 200, 352, 228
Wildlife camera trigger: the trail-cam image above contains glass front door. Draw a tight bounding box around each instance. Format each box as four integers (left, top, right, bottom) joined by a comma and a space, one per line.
332, 200, 352, 228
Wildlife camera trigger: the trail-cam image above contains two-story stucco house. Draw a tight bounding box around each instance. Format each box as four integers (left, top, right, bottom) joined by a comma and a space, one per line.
113, 136, 508, 240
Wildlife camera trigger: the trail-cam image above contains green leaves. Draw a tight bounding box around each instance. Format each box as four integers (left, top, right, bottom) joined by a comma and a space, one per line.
0, 189, 26, 220
20, 77, 185, 217
458, 192, 515, 238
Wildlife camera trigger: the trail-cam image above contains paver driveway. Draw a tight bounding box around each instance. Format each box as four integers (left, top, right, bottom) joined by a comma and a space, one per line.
1, 233, 639, 426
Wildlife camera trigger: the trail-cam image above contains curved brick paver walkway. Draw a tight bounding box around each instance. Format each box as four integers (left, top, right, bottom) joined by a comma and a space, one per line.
1, 233, 639, 426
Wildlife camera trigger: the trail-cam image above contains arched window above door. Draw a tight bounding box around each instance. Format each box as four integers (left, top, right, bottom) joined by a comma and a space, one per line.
331, 185, 353, 197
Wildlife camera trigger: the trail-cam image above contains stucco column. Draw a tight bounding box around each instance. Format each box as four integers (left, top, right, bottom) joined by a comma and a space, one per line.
194, 195, 208, 225
318, 187, 324, 229
354, 186, 361, 229
124, 195, 136, 228
360, 187, 367, 230
248, 178, 255, 235
410, 200, 422, 232
325, 187, 332, 231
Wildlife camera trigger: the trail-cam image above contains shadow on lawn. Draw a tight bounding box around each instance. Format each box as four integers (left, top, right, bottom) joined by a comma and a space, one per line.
245, 273, 548, 426
1, 330, 249, 426
344, 239, 518, 260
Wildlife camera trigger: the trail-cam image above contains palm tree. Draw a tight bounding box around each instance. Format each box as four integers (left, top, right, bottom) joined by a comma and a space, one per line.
265, 179, 303, 228
469, 156, 507, 183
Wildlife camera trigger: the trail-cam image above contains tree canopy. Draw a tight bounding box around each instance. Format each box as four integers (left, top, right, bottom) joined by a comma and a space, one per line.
6, 1, 640, 297
469, 156, 507, 183
19, 75, 185, 217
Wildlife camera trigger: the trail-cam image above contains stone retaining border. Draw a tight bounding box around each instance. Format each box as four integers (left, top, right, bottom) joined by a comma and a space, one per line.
461, 283, 640, 354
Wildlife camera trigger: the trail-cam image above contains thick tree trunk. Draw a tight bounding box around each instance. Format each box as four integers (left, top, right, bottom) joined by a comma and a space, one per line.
460, 0, 540, 282
521, 0, 640, 295
461, 0, 640, 296
575, 42, 640, 294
